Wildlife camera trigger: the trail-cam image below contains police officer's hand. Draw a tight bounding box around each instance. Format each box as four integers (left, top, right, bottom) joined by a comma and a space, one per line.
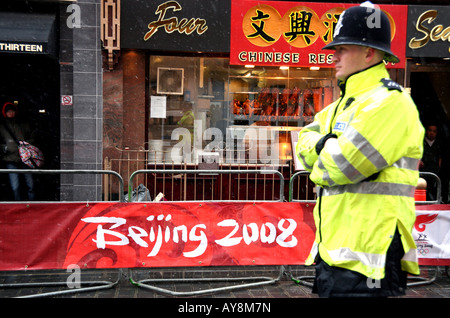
316, 133, 337, 155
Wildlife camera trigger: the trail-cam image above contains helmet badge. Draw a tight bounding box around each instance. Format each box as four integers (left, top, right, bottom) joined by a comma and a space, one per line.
333, 11, 345, 38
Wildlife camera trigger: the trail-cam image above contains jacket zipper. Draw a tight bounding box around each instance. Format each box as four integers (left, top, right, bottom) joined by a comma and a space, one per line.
317, 187, 324, 243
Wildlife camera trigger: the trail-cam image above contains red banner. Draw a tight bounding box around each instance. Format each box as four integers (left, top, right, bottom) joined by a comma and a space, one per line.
414, 205, 450, 266
2, 202, 447, 271
230, 0, 407, 68
0, 202, 316, 271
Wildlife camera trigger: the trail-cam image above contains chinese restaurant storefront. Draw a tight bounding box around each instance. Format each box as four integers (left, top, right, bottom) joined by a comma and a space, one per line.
103, 0, 408, 201
406, 5, 450, 203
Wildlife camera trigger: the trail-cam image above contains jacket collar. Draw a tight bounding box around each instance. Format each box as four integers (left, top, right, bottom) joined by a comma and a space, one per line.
338, 62, 389, 96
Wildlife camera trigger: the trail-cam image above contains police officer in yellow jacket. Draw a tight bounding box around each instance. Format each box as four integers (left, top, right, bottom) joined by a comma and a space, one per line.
296, 3, 424, 297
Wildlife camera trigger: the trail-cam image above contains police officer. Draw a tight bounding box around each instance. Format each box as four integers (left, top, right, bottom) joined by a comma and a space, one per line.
296, 3, 424, 297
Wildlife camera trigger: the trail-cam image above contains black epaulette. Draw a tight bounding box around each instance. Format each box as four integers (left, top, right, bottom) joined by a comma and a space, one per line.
380, 78, 403, 92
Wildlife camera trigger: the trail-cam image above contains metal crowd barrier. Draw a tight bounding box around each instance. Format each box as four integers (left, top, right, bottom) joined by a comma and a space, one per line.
0, 168, 125, 202
0, 168, 286, 297
289, 170, 316, 203
1, 168, 443, 297
415, 171, 441, 205
129, 267, 286, 297
407, 171, 442, 286
286, 171, 316, 287
127, 169, 285, 296
1, 270, 123, 299
128, 169, 285, 202
0, 169, 124, 298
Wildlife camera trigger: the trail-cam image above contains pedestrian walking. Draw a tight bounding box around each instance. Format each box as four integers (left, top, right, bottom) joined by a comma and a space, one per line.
0, 102, 36, 201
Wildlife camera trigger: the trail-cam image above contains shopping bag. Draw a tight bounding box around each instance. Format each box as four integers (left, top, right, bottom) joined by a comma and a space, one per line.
18, 141, 44, 168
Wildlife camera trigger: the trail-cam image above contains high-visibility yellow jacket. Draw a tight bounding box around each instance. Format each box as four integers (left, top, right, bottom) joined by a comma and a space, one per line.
296, 62, 424, 279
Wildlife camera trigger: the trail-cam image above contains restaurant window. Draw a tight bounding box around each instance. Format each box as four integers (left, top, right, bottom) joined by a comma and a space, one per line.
148, 55, 338, 165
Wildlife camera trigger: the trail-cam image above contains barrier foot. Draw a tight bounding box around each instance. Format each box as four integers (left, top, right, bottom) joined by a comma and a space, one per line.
284, 267, 314, 288
289, 268, 439, 289
407, 267, 438, 287
0, 269, 122, 298
291, 275, 315, 287
129, 266, 284, 297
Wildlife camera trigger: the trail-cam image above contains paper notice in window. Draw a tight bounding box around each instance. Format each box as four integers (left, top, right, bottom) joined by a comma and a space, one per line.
151, 96, 167, 118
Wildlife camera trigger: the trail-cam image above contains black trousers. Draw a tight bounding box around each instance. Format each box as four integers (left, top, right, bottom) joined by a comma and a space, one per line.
312, 229, 407, 297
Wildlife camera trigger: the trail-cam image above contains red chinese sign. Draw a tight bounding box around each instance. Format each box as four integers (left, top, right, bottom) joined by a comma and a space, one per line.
0, 202, 315, 271
230, 0, 408, 68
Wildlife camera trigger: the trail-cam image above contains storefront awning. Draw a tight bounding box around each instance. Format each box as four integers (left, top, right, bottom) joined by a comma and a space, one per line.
0, 12, 56, 57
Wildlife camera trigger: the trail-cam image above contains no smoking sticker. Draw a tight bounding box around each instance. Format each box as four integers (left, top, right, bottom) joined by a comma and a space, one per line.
61, 95, 73, 106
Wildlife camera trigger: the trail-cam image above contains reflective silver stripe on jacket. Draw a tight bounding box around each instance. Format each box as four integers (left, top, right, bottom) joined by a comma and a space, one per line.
318, 140, 419, 186
322, 182, 416, 197
329, 246, 418, 270
305, 121, 321, 133
320, 138, 366, 184
393, 157, 420, 171
298, 152, 313, 170
328, 247, 386, 269
402, 247, 418, 263
343, 125, 389, 171
335, 85, 389, 174
296, 122, 321, 170
317, 157, 336, 186
318, 155, 420, 186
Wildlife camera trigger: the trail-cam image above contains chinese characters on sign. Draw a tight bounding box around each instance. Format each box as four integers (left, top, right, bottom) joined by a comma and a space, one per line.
231, 0, 407, 68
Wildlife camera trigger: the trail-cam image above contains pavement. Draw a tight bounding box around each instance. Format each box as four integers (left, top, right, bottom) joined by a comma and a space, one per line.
0, 265, 449, 300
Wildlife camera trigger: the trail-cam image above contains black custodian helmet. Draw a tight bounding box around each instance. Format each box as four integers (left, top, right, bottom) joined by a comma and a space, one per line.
322, 4, 399, 63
